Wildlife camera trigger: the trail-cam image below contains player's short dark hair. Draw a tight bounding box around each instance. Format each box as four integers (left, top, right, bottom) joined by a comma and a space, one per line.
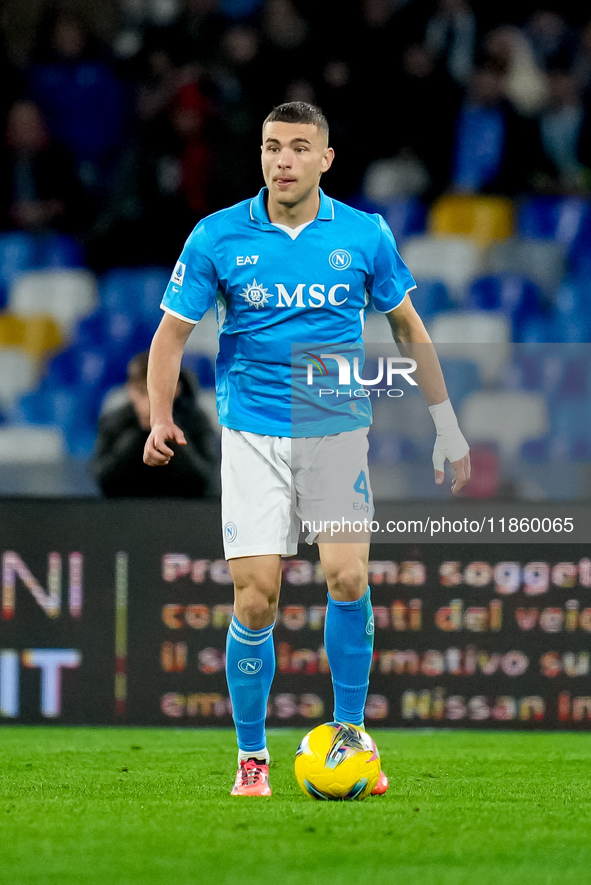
263, 102, 329, 138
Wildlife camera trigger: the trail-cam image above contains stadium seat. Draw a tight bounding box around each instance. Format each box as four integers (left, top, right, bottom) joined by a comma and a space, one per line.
74, 309, 153, 358
48, 345, 126, 399
427, 310, 511, 384
382, 199, 427, 245
400, 235, 483, 301
19, 315, 64, 360
362, 311, 398, 343
409, 280, 453, 318
99, 267, 171, 324
549, 395, 591, 452
459, 390, 549, 459
0, 425, 65, 463
14, 385, 99, 457
368, 430, 419, 463
485, 237, 566, 299
465, 274, 543, 341
0, 313, 63, 360
36, 233, 85, 269
0, 348, 37, 409
9, 269, 98, 335
438, 357, 481, 406
429, 195, 514, 248
0, 232, 38, 309
184, 306, 220, 358
0, 314, 26, 347
348, 196, 427, 245
181, 352, 216, 389
517, 196, 591, 253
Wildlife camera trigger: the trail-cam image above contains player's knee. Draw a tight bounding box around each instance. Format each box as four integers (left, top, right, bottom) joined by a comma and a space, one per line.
324, 563, 367, 602
234, 585, 279, 629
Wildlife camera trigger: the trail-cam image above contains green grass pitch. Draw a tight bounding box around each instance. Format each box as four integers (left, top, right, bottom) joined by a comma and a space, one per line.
1, 727, 591, 885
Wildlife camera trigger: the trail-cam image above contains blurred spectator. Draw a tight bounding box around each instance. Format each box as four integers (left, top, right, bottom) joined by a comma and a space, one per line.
27, 10, 129, 199
483, 25, 547, 117
390, 43, 463, 198
159, 0, 227, 67
0, 99, 87, 234
536, 69, 588, 193
525, 10, 577, 71
260, 0, 314, 102
210, 23, 270, 202
573, 17, 591, 93
451, 65, 544, 195
113, 0, 181, 61
91, 350, 220, 498
424, 0, 477, 88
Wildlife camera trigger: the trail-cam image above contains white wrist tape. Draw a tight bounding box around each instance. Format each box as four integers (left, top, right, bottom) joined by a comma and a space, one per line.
429, 399, 469, 470
428, 399, 458, 431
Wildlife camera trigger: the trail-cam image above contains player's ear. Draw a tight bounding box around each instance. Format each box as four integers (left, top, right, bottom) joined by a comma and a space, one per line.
321, 147, 335, 174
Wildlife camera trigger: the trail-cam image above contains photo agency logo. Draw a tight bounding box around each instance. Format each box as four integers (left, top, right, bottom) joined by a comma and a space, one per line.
303, 352, 418, 398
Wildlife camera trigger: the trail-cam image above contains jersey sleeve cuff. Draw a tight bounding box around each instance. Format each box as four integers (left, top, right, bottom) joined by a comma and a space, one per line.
160, 305, 200, 324
372, 284, 417, 314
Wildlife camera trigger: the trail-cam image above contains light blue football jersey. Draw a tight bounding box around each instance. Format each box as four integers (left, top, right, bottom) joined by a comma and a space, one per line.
161, 188, 416, 437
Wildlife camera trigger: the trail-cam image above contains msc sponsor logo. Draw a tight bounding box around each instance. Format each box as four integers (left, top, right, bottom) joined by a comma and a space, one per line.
238, 658, 263, 674
237, 279, 350, 309
239, 279, 271, 310
329, 249, 352, 270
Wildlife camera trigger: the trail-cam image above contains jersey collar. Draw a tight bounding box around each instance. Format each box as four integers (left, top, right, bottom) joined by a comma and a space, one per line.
249, 187, 334, 226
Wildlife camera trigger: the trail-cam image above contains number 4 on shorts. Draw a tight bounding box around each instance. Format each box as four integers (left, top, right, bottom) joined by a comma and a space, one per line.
353, 470, 369, 503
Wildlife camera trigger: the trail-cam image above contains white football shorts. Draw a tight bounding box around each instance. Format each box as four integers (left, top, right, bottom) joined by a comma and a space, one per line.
221, 426, 373, 559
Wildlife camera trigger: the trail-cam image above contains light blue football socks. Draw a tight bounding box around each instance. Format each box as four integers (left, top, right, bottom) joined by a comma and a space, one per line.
324, 586, 374, 727
226, 615, 275, 755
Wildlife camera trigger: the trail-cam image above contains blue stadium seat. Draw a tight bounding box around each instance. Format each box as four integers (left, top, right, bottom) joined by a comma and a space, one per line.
548, 396, 591, 460
0, 232, 38, 308
15, 386, 97, 457
74, 309, 154, 358
37, 233, 85, 269
368, 430, 419, 463
510, 349, 589, 401
181, 352, 216, 389
348, 197, 426, 245
382, 199, 427, 245
99, 267, 171, 323
466, 273, 543, 341
410, 280, 453, 317
517, 197, 591, 252
47, 345, 127, 410
439, 357, 481, 406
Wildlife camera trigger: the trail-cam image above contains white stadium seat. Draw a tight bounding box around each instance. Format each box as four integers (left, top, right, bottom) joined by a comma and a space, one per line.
0, 426, 65, 463
459, 390, 549, 460
9, 269, 98, 335
0, 347, 37, 409
400, 234, 483, 301
427, 311, 511, 385
184, 306, 220, 358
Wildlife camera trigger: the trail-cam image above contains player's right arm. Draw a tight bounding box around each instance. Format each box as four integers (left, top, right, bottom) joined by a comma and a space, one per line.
144, 312, 195, 466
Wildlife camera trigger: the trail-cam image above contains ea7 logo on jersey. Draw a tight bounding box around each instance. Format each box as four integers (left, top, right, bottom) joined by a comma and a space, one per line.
237, 255, 259, 265
171, 260, 186, 286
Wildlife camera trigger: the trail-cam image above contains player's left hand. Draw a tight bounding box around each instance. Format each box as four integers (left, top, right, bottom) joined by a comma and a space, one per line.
433, 428, 470, 494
